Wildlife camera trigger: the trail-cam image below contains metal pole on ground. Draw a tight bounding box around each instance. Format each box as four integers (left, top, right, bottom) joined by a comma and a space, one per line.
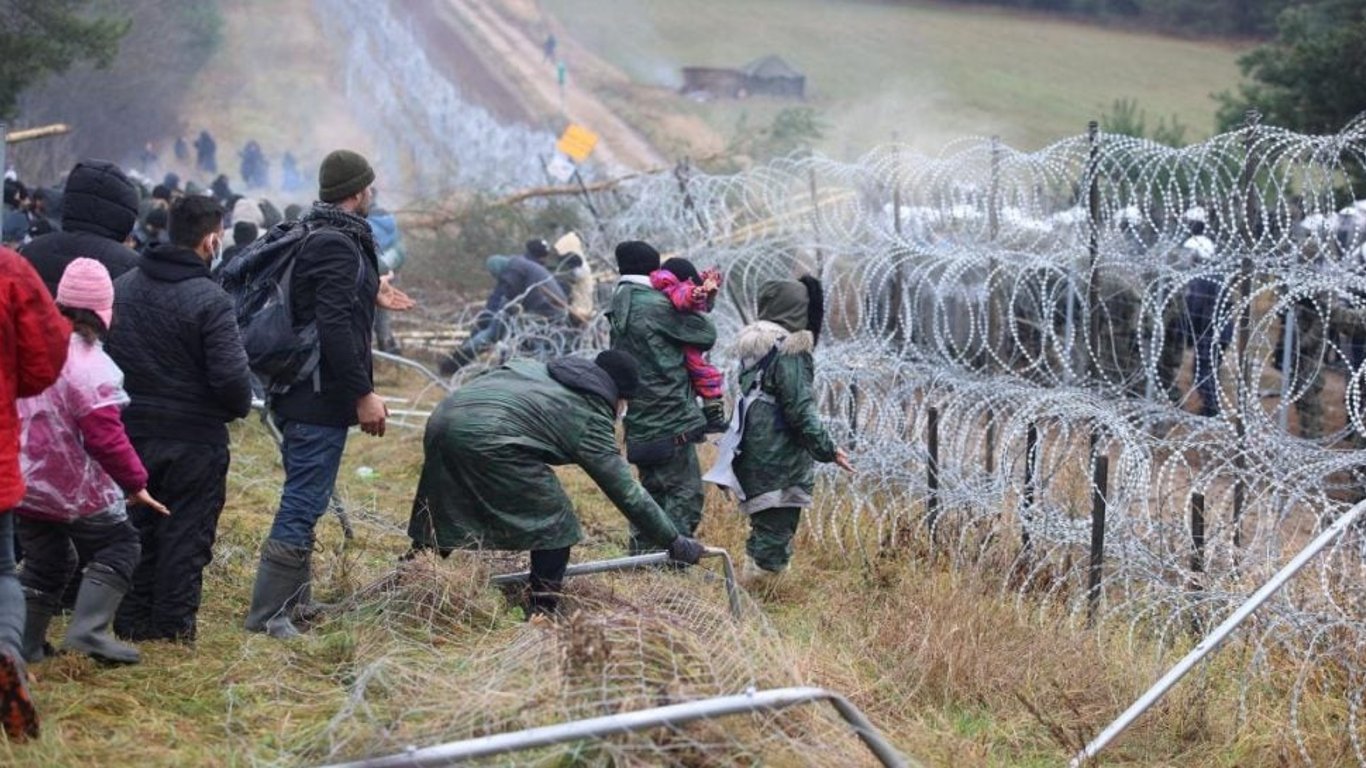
1070, 498, 1366, 767
320, 686, 913, 768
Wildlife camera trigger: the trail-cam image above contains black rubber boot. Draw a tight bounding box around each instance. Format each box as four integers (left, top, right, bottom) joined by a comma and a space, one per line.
62, 564, 141, 664
20, 589, 57, 664
702, 399, 728, 433
244, 540, 310, 639
438, 345, 475, 377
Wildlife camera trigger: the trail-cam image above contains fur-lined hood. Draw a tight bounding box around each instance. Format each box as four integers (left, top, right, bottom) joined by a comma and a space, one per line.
733, 320, 814, 363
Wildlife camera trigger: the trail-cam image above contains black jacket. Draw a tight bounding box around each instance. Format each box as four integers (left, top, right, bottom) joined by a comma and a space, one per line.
21, 160, 140, 296
106, 244, 252, 445
270, 205, 380, 427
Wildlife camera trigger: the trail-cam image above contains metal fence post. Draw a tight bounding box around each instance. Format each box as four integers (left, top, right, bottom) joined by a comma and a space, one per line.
1086, 454, 1109, 626
1231, 109, 1262, 550
1189, 491, 1206, 635
1021, 422, 1038, 554
926, 405, 940, 541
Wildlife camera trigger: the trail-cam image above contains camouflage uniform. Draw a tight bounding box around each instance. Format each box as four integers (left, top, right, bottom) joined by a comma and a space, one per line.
607, 277, 717, 551
1290, 297, 1328, 438
407, 358, 679, 553
1093, 268, 1145, 396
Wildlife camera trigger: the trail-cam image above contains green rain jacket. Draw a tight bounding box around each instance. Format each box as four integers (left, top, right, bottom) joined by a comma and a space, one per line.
407, 358, 680, 551
607, 278, 717, 442
731, 321, 837, 515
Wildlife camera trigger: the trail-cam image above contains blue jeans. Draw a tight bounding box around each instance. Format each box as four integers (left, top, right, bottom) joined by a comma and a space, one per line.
270, 421, 348, 549
0, 512, 21, 654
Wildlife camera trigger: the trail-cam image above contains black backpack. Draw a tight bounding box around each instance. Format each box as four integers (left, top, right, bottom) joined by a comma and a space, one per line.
219, 220, 321, 394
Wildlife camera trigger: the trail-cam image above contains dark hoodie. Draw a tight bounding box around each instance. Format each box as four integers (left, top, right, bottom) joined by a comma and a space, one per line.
547, 356, 618, 407
106, 243, 252, 445
20, 160, 141, 296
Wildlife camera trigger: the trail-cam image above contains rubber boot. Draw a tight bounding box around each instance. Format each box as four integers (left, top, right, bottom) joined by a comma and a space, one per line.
244, 539, 310, 639
21, 589, 57, 663
62, 563, 141, 664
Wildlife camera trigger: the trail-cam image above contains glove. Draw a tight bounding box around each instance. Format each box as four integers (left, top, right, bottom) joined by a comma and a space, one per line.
667, 535, 706, 565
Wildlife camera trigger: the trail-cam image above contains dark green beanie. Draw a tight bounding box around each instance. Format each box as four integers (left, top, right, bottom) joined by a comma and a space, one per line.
318, 150, 375, 203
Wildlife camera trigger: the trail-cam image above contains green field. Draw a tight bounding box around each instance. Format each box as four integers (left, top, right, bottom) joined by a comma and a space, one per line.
542, 0, 1249, 156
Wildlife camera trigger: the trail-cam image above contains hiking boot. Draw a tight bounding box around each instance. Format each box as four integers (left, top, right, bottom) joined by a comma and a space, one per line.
244, 540, 311, 639
20, 589, 57, 664
0, 647, 38, 741
62, 563, 141, 664
701, 399, 728, 434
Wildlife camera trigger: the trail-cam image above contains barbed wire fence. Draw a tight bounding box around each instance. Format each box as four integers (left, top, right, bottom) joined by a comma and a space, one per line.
500, 114, 1366, 760
296, 114, 1366, 763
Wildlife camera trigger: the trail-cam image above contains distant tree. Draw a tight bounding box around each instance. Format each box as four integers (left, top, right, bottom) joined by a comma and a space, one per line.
0, 0, 130, 120
1100, 98, 1189, 146
1217, 0, 1366, 133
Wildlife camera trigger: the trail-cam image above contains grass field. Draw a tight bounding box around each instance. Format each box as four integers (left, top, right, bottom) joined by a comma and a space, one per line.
538, 0, 1249, 158
0, 360, 1353, 766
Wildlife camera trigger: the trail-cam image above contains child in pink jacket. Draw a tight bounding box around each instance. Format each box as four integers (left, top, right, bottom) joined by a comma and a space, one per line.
650, 257, 727, 432
16, 258, 168, 666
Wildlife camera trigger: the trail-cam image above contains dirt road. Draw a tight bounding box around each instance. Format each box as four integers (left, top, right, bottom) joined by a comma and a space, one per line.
442, 0, 668, 171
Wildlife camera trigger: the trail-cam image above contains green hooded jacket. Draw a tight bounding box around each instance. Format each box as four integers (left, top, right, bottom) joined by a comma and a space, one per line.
407, 358, 680, 551
607, 278, 717, 441
732, 322, 837, 513
731, 280, 836, 514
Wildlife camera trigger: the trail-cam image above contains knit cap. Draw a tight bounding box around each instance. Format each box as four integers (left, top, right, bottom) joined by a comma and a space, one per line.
615, 240, 660, 276
318, 150, 375, 203
57, 257, 114, 329
660, 257, 700, 284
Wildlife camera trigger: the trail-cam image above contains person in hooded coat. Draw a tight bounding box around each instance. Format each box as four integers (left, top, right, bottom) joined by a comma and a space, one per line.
20, 160, 141, 296
407, 350, 706, 615
726, 277, 853, 578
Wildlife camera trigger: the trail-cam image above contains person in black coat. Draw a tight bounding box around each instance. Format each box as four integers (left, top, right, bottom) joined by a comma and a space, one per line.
20, 160, 140, 296
105, 195, 252, 642
245, 149, 413, 639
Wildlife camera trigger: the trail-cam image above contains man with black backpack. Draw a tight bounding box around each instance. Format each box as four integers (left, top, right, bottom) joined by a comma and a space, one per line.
244, 149, 410, 638
106, 195, 252, 643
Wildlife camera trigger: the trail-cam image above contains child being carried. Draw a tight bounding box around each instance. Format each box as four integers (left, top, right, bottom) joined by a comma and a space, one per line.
649, 257, 728, 433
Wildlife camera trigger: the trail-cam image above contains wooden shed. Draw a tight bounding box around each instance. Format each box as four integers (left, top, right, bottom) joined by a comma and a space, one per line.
680, 55, 806, 100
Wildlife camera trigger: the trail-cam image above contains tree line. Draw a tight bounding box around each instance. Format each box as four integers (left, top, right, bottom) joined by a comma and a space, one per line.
919, 0, 1292, 38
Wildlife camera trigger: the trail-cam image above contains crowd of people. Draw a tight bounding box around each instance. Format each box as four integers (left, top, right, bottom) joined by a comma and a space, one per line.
0, 146, 854, 741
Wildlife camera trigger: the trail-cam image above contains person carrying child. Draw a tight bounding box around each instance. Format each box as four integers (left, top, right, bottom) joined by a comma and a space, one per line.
649, 257, 728, 433
15, 258, 169, 666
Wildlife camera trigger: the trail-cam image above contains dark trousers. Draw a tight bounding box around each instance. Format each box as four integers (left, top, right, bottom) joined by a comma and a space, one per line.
115, 438, 229, 641
747, 507, 802, 572
629, 444, 703, 554
17, 509, 140, 597
528, 546, 571, 615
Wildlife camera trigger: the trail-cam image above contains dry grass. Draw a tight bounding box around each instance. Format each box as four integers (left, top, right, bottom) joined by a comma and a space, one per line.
0, 367, 1355, 765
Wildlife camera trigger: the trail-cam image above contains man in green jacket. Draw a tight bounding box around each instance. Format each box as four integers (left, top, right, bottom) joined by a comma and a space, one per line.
606, 241, 718, 552
407, 350, 706, 615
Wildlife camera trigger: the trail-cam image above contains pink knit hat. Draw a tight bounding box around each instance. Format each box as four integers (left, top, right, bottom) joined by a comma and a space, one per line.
56, 257, 114, 329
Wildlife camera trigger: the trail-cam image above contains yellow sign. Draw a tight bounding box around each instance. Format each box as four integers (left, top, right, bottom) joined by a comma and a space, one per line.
556, 124, 599, 163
